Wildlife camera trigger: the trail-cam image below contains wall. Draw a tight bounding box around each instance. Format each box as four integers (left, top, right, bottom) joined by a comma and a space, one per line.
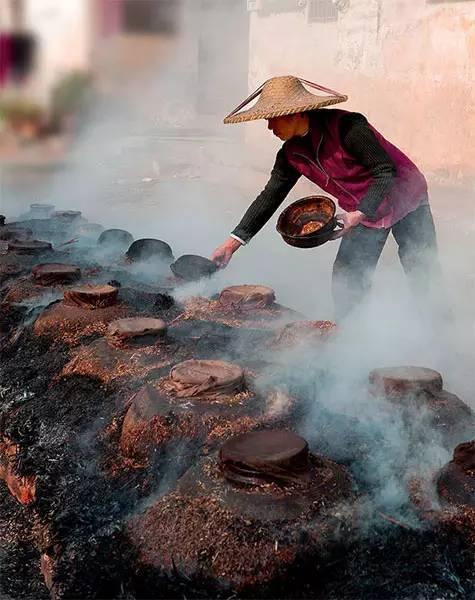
23, 0, 93, 105
244, 0, 475, 182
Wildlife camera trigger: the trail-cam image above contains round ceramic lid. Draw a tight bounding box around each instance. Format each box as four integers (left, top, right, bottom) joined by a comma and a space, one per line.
63, 284, 118, 309
32, 263, 81, 285
220, 430, 308, 468
369, 366, 443, 396
171, 359, 243, 387
7, 239, 53, 255
218, 284, 276, 308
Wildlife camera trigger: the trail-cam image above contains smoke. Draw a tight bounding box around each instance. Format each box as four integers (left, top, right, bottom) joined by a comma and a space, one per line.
2, 0, 473, 526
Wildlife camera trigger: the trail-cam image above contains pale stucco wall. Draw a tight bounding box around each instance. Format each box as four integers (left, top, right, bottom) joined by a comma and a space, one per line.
244, 0, 475, 182
22, 0, 93, 105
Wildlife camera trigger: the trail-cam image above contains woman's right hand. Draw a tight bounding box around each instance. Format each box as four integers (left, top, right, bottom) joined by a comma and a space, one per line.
210, 237, 243, 268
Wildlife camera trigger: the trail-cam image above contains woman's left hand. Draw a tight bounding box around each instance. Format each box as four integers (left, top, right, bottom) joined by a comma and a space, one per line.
331, 210, 366, 239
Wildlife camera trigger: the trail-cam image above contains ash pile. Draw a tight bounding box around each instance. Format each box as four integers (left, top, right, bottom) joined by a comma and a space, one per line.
0, 205, 474, 600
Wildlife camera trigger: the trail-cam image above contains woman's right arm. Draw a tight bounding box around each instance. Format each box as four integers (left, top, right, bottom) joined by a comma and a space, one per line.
211, 148, 300, 267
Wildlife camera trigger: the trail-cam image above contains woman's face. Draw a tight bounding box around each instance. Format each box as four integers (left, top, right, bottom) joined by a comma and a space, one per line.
267, 113, 308, 141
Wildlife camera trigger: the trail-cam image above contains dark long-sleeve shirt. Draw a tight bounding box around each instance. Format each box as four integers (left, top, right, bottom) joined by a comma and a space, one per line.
231, 112, 397, 244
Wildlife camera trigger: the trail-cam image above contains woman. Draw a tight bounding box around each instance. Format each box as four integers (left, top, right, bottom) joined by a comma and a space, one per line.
211, 76, 440, 319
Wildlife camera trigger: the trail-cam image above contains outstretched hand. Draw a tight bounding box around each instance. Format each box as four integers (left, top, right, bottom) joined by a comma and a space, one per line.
210, 237, 243, 268
331, 210, 365, 240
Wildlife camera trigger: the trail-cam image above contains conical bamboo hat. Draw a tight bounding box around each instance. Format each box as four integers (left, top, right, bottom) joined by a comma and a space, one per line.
224, 76, 347, 124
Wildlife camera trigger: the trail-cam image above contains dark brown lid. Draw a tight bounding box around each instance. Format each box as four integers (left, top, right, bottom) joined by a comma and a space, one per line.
32, 263, 81, 286
97, 229, 134, 249
7, 239, 53, 255
63, 284, 118, 309
369, 366, 443, 397
126, 238, 174, 262
30, 203, 55, 211
52, 210, 82, 222
170, 254, 218, 281
218, 284, 276, 309
29, 203, 55, 218
219, 430, 309, 486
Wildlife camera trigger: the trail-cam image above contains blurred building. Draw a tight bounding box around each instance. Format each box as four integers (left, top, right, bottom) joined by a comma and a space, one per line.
0, 0, 249, 127
246, 0, 475, 181
1, 0, 472, 181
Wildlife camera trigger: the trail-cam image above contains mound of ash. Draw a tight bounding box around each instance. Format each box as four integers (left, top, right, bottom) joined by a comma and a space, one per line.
180, 284, 302, 329
33, 285, 132, 346
0, 240, 67, 293
0, 224, 33, 241
120, 360, 294, 464
437, 440, 474, 508
8, 239, 53, 256
369, 366, 475, 447
2, 263, 81, 304
0, 483, 49, 599
127, 430, 355, 596
33, 263, 81, 286
0, 263, 23, 288
0, 370, 138, 600
60, 316, 180, 386
0, 436, 37, 505
1, 208, 474, 599
8, 210, 88, 245
168, 318, 275, 372
274, 319, 337, 348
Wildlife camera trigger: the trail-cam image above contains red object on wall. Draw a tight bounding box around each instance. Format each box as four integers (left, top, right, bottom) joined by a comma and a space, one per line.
0, 34, 12, 87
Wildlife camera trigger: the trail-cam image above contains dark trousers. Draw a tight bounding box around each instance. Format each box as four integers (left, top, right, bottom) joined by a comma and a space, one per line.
332, 204, 443, 319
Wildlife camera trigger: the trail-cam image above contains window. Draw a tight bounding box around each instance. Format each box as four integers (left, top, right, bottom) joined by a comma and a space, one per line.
123, 0, 180, 34
308, 0, 338, 23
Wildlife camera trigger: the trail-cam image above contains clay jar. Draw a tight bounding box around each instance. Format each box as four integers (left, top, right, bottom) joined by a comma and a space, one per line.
436, 440, 474, 508
127, 430, 355, 594
170, 254, 218, 282
125, 238, 174, 263
120, 359, 294, 463
368, 366, 475, 447
33, 284, 130, 346
60, 316, 174, 385
0, 240, 60, 289
181, 284, 302, 330
3, 263, 81, 304
275, 320, 337, 348
25, 203, 55, 219
97, 229, 134, 253
7, 239, 53, 256
0, 224, 33, 241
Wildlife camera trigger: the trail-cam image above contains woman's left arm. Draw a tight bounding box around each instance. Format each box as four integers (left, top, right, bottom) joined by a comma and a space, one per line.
341, 112, 397, 220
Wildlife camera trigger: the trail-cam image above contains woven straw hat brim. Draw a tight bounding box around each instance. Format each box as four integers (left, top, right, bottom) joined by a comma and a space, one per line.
224, 95, 347, 124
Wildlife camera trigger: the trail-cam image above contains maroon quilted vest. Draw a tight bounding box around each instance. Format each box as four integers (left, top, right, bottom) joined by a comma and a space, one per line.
284, 109, 428, 228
